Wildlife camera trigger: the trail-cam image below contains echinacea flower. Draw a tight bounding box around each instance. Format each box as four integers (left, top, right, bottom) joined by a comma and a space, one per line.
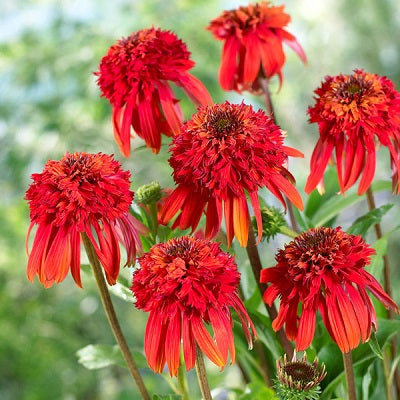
161, 101, 304, 247
25, 152, 146, 288
131, 236, 256, 376
96, 27, 212, 156
275, 353, 326, 400
207, 1, 306, 93
305, 69, 400, 195
261, 227, 399, 353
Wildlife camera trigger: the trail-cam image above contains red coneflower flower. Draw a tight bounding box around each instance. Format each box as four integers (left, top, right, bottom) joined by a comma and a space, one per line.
305, 69, 400, 195
261, 227, 399, 353
131, 236, 256, 376
207, 1, 306, 93
25, 152, 146, 288
161, 102, 304, 247
96, 27, 212, 156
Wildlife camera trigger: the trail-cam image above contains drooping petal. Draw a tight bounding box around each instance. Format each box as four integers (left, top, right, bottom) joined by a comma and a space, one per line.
296, 307, 316, 351
218, 37, 240, 91
232, 195, 250, 247
165, 311, 182, 376
182, 317, 196, 371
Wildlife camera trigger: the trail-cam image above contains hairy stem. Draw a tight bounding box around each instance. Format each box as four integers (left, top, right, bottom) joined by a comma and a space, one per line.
82, 233, 151, 400
195, 347, 213, 400
343, 351, 357, 400
246, 223, 294, 357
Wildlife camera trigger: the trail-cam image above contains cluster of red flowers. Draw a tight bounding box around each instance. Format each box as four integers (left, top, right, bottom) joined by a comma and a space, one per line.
25, 0, 400, 386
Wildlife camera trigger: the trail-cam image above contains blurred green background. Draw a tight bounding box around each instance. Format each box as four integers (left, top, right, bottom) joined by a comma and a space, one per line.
2, 0, 400, 398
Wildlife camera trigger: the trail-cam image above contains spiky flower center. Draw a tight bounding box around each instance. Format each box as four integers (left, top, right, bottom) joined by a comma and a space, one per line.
282, 361, 317, 386
206, 110, 240, 138
334, 75, 374, 105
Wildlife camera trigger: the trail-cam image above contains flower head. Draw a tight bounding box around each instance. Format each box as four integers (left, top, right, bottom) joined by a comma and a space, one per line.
275, 353, 326, 400
207, 1, 306, 93
305, 69, 400, 195
96, 27, 212, 156
252, 206, 287, 242
131, 236, 256, 376
261, 227, 399, 353
26, 152, 146, 288
161, 102, 304, 247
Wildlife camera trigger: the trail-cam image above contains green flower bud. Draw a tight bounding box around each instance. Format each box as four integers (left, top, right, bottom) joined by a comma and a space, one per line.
275, 353, 326, 400
135, 181, 162, 205
252, 206, 287, 242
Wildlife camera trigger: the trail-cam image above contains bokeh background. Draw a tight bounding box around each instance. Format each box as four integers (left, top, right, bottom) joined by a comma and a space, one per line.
2, 0, 400, 399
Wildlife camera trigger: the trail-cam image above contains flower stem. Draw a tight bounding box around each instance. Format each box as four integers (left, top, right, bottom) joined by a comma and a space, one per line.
177, 357, 190, 400
246, 223, 294, 357
279, 225, 299, 239
342, 351, 357, 400
81, 233, 151, 400
259, 77, 300, 233
149, 202, 159, 239
365, 187, 400, 398
195, 346, 213, 400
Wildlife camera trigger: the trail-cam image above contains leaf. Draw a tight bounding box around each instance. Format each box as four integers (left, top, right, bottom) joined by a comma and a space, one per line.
108, 281, 135, 303
347, 204, 393, 236
76, 344, 147, 370
76, 344, 126, 370
311, 180, 392, 227
152, 395, 182, 400
368, 236, 388, 279
239, 382, 277, 400
367, 332, 383, 360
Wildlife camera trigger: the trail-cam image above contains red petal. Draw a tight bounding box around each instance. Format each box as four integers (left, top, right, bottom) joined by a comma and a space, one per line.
177, 73, 213, 106
208, 307, 232, 364
144, 311, 167, 373
160, 186, 188, 224
112, 104, 132, 157
219, 37, 240, 91
157, 82, 183, 135
357, 141, 376, 195
165, 311, 182, 376
281, 30, 307, 64
182, 317, 196, 371
191, 317, 225, 368
271, 173, 304, 211
138, 95, 161, 153
224, 196, 234, 247
233, 195, 249, 247
205, 197, 222, 240
242, 34, 261, 86
296, 307, 316, 351
305, 139, 334, 194
70, 230, 82, 288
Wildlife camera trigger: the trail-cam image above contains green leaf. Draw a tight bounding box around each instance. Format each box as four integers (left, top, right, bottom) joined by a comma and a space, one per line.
239, 382, 277, 399
76, 344, 147, 370
368, 236, 388, 279
367, 332, 383, 359
347, 204, 393, 236
76, 344, 126, 370
152, 395, 182, 400
108, 281, 134, 303
311, 180, 391, 227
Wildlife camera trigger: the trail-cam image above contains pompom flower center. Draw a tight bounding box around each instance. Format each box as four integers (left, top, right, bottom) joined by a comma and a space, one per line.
207, 111, 240, 138
26, 152, 133, 229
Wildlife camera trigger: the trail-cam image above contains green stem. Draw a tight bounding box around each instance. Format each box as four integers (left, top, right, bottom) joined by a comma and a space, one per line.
342, 351, 357, 400
177, 358, 190, 400
195, 347, 213, 400
246, 223, 294, 357
82, 233, 151, 400
279, 225, 299, 239
149, 202, 159, 240
365, 187, 400, 399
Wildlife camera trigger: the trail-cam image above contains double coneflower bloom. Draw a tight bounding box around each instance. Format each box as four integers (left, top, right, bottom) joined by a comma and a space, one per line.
131, 236, 256, 376
207, 1, 306, 92
261, 227, 398, 353
161, 102, 304, 247
96, 27, 212, 156
305, 69, 400, 195
25, 152, 145, 287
